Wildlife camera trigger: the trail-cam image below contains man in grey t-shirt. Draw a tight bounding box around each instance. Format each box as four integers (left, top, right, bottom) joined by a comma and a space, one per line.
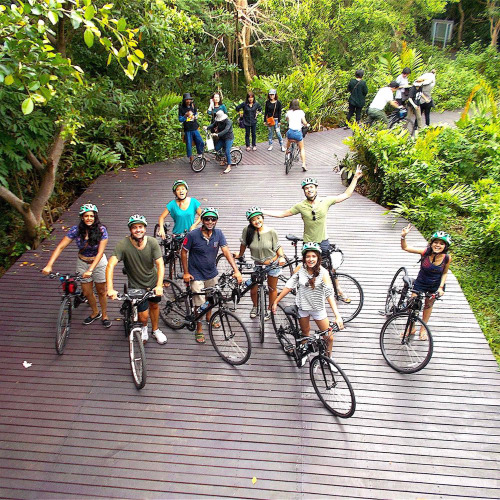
106, 215, 166, 345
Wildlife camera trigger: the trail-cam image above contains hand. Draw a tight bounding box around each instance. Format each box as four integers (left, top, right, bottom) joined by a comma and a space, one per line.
271, 301, 278, 314
278, 256, 286, 266
203, 126, 207, 130
183, 273, 194, 284
401, 223, 412, 238
82, 270, 92, 279
154, 285, 163, 296
335, 316, 344, 330
107, 289, 118, 300
42, 265, 52, 276
233, 253, 240, 260
212, 133, 218, 139
437, 287, 445, 297
159, 227, 166, 239
354, 165, 363, 179
233, 270, 242, 284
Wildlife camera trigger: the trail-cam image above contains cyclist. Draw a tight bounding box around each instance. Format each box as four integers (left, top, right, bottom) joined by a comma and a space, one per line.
178, 92, 204, 163
272, 242, 344, 363
181, 207, 242, 343
400, 225, 452, 340
234, 207, 286, 320
205, 110, 235, 174
106, 215, 167, 345
285, 99, 310, 171
42, 203, 111, 328
157, 180, 202, 239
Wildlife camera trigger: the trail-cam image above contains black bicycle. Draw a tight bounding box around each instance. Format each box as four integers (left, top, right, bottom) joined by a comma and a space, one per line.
49, 272, 85, 354
191, 132, 243, 172
160, 275, 251, 365
388, 107, 408, 128
280, 234, 364, 323
271, 303, 356, 418
284, 126, 308, 174
153, 222, 185, 282
380, 267, 435, 373
117, 287, 156, 389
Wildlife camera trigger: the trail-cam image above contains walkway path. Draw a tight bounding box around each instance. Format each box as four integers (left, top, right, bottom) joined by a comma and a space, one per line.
0, 113, 499, 499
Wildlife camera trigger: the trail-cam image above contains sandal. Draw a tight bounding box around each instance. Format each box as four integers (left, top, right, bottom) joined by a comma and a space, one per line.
337, 294, 351, 304
195, 332, 205, 344
211, 320, 221, 329
419, 330, 428, 341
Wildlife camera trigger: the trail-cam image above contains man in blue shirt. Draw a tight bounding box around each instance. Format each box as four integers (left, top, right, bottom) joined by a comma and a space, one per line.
181, 207, 242, 343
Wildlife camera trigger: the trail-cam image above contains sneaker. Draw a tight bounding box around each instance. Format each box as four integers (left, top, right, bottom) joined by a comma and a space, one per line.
83, 312, 102, 325
141, 326, 149, 343
252, 146, 257, 151
281, 145, 286, 152
250, 306, 258, 318
299, 354, 308, 367
267, 145, 273, 151
152, 329, 167, 345
101, 319, 112, 329
264, 310, 271, 321
246, 146, 251, 151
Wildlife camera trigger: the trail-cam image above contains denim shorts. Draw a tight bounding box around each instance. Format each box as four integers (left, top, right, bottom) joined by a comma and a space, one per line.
254, 264, 282, 277
286, 129, 303, 141
137, 295, 161, 313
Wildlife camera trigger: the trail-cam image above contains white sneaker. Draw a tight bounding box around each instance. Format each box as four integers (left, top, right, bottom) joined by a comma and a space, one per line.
281, 145, 286, 152
152, 329, 167, 345
141, 326, 149, 343
267, 145, 273, 151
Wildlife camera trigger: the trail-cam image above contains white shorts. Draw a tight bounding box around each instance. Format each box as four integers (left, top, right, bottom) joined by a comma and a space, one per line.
297, 308, 327, 321
191, 277, 218, 307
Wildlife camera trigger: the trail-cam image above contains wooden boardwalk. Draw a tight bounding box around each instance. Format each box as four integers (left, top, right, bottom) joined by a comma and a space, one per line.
1, 115, 499, 499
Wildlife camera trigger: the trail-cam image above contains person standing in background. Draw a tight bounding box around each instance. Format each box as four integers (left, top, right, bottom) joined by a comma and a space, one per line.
395, 67, 411, 105
264, 89, 285, 152
419, 69, 436, 126
345, 69, 368, 127
178, 93, 204, 163
207, 92, 228, 124
236, 92, 262, 151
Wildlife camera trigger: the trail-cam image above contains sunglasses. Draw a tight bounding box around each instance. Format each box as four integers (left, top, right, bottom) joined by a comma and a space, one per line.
311, 209, 316, 221
203, 217, 218, 222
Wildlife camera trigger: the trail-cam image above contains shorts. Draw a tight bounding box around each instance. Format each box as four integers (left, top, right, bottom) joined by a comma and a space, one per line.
286, 129, 303, 142
76, 254, 107, 284
254, 264, 282, 278
297, 308, 328, 321
412, 279, 439, 294
191, 277, 218, 307
137, 294, 161, 313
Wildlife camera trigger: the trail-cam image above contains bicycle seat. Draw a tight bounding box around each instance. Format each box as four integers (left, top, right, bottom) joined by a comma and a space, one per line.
286, 234, 302, 242
284, 304, 300, 319
403, 276, 415, 287
128, 289, 147, 300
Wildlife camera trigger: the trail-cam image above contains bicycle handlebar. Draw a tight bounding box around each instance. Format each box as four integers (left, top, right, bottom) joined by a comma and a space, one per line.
116, 289, 157, 303
49, 272, 84, 281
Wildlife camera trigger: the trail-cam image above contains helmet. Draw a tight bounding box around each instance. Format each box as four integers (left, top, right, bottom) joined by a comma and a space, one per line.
79, 203, 98, 215
201, 207, 219, 219
128, 214, 148, 227
246, 206, 263, 221
301, 177, 318, 189
302, 241, 321, 255
172, 179, 189, 192
430, 231, 452, 248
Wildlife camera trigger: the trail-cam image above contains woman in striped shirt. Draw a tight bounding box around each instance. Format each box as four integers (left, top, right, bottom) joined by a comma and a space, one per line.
272, 242, 344, 357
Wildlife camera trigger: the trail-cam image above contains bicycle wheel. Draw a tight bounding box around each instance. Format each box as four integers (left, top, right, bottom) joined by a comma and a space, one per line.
167, 251, 183, 283
160, 279, 189, 329
209, 310, 251, 365
230, 148, 243, 165
285, 145, 294, 174
309, 355, 356, 418
380, 312, 433, 373
215, 253, 238, 300
55, 296, 72, 355
122, 301, 131, 338
385, 266, 409, 316
191, 155, 207, 173
129, 327, 147, 389
271, 303, 297, 358
258, 286, 267, 343
333, 272, 363, 323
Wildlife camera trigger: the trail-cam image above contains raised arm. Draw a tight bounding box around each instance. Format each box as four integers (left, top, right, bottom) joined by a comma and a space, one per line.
262, 208, 294, 218
332, 166, 363, 203
400, 224, 424, 255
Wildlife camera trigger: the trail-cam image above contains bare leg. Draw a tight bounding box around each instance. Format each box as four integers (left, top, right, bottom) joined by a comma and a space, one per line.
420, 296, 436, 338
94, 282, 108, 320
81, 282, 99, 317
149, 301, 160, 331
298, 141, 306, 170
314, 318, 332, 356
138, 309, 149, 328
298, 316, 311, 337
267, 276, 278, 311
250, 285, 258, 307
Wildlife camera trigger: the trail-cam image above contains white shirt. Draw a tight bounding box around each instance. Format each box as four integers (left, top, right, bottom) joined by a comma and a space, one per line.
286, 109, 305, 131
395, 74, 408, 99
369, 87, 395, 111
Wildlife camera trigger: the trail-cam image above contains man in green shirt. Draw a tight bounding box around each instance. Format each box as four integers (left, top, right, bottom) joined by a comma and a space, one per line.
106, 215, 166, 345
263, 167, 363, 253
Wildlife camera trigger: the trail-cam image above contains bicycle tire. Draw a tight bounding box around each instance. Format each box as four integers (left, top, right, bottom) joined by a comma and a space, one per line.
122, 301, 131, 338
215, 253, 239, 300
309, 355, 356, 418
55, 295, 72, 355
230, 148, 243, 165
167, 251, 183, 283
258, 286, 267, 343
380, 312, 433, 373
130, 327, 147, 389
209, 310, 251, 365
285, 145, 294, 174
160, 279, 189, 329
191, 156, 207, 173
333, 272, 364, 323
271, 303, 297, 358
385, 266, 409, 316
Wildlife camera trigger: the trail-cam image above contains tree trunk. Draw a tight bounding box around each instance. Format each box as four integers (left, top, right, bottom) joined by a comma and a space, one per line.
234, 0, 256, 84
457, 1, 465, 46
487, 1, 500, 50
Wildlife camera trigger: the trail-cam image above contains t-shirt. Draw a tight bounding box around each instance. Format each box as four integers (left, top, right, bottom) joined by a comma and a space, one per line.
286, 109, 305, 131
112, 236, 162, 289
66, 225, 108, 257
240, 226, 281, 263
408, 85, 423, 106
183, 228, 227, 281
285, 266, 333, 311
166, 197, 200, 235
395, 75, 409, 100
369, 87, 395, 111
289, 197, 337, 243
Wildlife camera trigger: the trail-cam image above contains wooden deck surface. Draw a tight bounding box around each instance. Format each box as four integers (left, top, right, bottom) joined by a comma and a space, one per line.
1, 113, 499, 499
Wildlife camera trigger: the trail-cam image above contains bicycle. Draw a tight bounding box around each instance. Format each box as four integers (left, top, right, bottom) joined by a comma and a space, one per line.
117, 287, 156, 389
380, 267, 435, 373
153, 222, 185, 282
160, 275, 251, 365
191, 132, 243, 173
284, 126, 308, 174
388, 107, 408, 128
271, 303, 356, 418
48, 272, 85, 355
279, 234, 364, 323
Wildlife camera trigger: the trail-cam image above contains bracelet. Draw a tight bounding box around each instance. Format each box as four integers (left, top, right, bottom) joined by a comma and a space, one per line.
401, 236, 406, 240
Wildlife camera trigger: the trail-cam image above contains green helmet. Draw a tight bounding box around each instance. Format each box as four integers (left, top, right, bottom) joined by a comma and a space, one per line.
246, 206, 263, 221
128, 214, 148, 227
172, 179, 189, 192
79, 203, 98, 215
301, 177, 318, 189
430, 231, 452, 247
302, 241, 321, 255
201, 207, 219, 219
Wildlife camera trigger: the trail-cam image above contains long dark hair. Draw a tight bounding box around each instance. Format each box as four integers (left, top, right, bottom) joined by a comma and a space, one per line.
303, 250, 322, 289
267, 92, 278, 101
211, 92, 223, 105
246, 91, 255, 104
289, 98, 301, 111
245, 223, 258, 247
78, 214, 105, 247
